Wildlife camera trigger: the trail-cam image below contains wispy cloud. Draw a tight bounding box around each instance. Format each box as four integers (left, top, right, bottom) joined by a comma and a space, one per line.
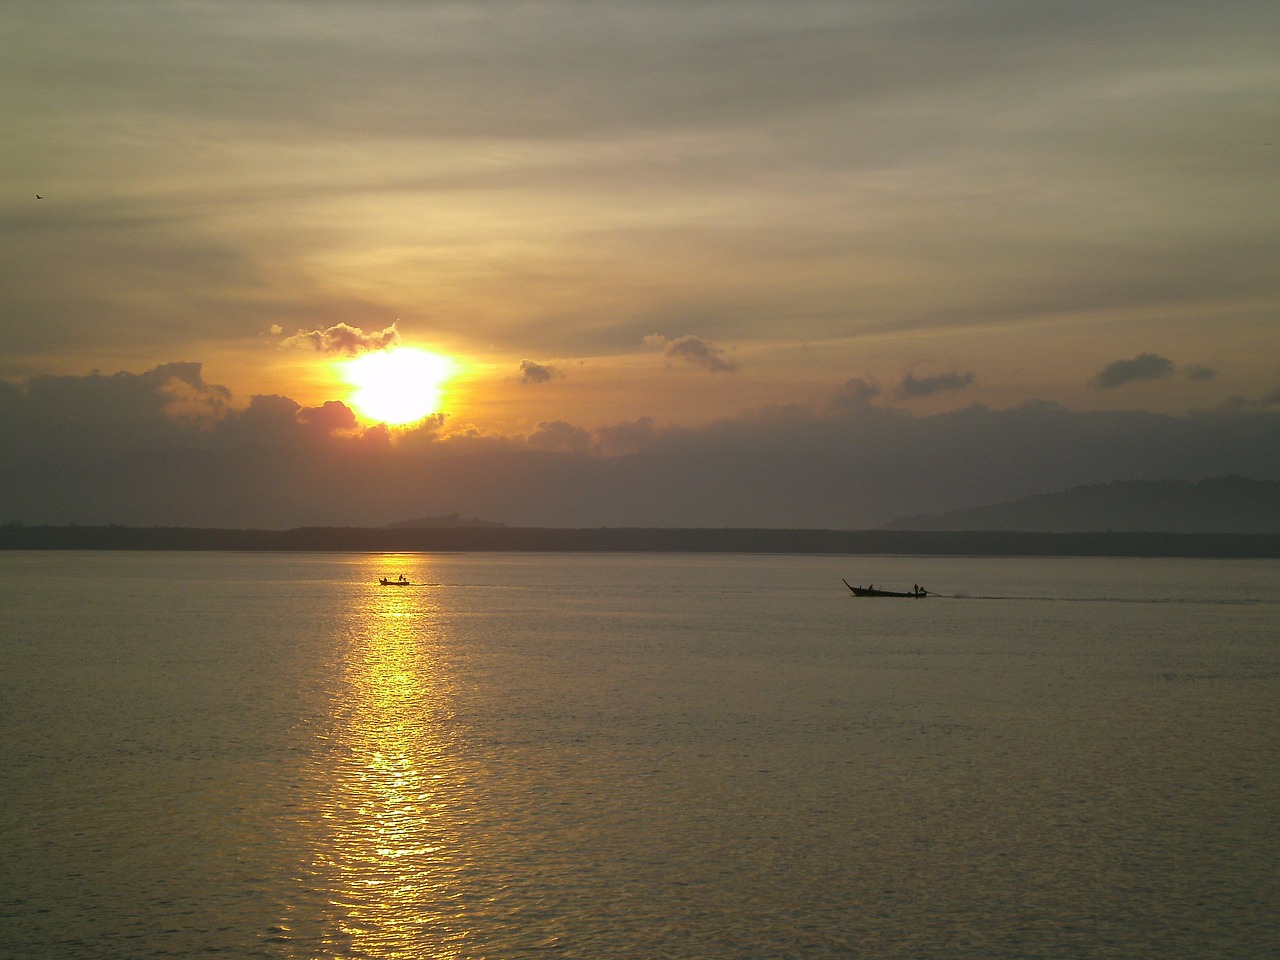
1093, 352, 1175, 389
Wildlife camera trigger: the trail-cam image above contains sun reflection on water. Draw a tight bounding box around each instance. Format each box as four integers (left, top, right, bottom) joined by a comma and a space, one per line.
278, 560, 470, 959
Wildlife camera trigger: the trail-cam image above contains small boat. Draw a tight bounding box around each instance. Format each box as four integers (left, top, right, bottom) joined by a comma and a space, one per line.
843, 579, 927, 598
379, 576, 412, 586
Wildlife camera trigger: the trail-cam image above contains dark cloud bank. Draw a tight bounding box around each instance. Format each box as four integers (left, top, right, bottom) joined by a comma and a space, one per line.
2, 364, 1278, 530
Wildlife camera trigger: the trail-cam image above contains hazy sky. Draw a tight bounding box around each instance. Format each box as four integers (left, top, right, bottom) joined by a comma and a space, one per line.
3, 1, 1278, 527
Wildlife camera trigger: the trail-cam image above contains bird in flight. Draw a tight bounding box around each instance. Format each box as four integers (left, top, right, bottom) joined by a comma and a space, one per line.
36, 194, 43, 199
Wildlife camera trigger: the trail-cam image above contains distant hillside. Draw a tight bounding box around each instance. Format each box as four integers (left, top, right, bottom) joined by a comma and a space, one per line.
885, 476, 1280, 533
3, 524, 1279, 557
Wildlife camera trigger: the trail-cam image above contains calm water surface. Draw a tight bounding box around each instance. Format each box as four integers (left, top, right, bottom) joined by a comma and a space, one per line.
1, 551, 1277, 959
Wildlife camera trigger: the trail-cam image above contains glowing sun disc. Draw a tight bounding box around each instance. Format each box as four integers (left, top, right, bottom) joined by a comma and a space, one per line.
342, 348, 452, 425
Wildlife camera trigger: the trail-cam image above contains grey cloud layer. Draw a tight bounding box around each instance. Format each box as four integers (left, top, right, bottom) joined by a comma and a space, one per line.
15, 2, 1270, 137
2, 364, 1277, 529
4, 0, 1276, 362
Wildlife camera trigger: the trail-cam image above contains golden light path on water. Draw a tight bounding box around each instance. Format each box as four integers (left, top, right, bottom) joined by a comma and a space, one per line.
278, 558, 472, 959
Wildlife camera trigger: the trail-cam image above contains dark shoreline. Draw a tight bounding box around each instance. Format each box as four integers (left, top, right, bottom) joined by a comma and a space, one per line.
2, 525, 1278, 557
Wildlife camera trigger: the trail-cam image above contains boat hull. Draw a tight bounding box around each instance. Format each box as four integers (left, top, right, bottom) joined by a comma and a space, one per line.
843, 579, 927, 598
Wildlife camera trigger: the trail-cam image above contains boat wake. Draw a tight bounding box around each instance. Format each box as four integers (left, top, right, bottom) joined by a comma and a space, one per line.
935, 593, 1265, 605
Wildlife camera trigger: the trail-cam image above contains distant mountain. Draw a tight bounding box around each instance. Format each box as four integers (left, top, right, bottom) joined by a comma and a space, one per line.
385, 513, 507, 529
884, 476, 1280, 533
4, 524, 1279, 557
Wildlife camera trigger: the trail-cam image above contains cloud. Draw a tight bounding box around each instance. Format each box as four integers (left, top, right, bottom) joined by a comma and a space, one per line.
1183, 364, 1216, 381
898, 370, 974, 398
3, 363, 1279, 529
3, 0, 1277, 388
831, 376, 882, 409
526, 419, 592, 454
160, 366, 233, 424
280, 322, 400, 356
0, 362, 230, 451
297, 400, 360, 434
1093, 352, 1175, 389
594, 416, 658, 455
519, 359, 562, 384
645, 334, 737, 372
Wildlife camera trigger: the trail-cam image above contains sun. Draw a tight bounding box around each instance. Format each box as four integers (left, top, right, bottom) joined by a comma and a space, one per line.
341, 347, 453, 425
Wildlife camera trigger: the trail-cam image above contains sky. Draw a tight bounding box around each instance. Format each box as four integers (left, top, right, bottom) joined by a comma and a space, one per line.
2, 0, 1279, 528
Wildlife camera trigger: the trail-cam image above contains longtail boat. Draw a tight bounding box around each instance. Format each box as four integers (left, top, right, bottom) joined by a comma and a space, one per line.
843, 579, 928, 598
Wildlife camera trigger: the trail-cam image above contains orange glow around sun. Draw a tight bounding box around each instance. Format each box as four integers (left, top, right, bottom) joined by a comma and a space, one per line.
341, 348, 454, 425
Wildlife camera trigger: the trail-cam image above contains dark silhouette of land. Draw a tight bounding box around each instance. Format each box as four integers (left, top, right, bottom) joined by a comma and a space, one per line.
2, 524, 1277, 557
887, 475, 1280, 533
386, 513, 507, 529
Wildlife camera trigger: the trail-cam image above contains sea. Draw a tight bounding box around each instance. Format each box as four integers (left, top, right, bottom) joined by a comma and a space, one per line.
1, 551, 1276, 960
